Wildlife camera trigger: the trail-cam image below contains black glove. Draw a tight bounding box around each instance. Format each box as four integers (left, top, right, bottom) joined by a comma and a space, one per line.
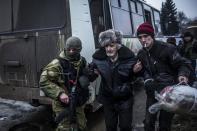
83, 63, 98, 82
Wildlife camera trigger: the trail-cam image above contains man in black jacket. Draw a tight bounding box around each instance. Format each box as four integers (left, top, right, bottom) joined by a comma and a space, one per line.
91, 29, 139, 131
136, 22, 192, 131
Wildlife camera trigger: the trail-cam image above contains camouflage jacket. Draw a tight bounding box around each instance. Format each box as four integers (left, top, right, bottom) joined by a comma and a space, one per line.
39, 51, 87, 101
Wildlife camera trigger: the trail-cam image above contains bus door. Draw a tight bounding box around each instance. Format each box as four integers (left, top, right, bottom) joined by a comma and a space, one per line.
0, 34, 39, 99
89, 0, 112, 48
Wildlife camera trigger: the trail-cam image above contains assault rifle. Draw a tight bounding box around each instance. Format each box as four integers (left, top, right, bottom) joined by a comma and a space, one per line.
54, 76, 90, 125
54, 84, 77, 125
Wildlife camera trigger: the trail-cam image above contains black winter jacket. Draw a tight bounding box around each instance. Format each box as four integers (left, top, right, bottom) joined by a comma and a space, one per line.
137, 40, 191, 87
92, 46, 136, 104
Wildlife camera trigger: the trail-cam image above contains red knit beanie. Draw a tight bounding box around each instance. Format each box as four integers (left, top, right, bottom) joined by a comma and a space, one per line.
137, 22, 154, 37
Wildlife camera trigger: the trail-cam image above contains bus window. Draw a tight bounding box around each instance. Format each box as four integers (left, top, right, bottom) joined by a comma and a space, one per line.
132, 14, 144, 34
144, 10, 152, 24
136, 2, 143, 15
111, 8, 132, 35
130, 1, 144, 35
0, 0, 12, 33
13, 0, 66, 31
89, 0, 110, 48
111, 0, 129, 11
153, 10, 161, 35
130, 1, 137, 13
110, 0, 132, 35
130, 0, 143, 15
0, 0, 67, 33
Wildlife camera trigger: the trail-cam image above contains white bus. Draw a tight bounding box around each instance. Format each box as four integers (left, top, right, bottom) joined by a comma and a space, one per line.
0, 0, 161, 105
0, 0, 161, 130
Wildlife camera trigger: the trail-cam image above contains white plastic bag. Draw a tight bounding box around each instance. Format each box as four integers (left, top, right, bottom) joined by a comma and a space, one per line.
149, 84, 197, 115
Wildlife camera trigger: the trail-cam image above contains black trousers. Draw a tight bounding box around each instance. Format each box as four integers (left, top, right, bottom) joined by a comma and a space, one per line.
103, 98, 133, 131
144, 96, 174, 131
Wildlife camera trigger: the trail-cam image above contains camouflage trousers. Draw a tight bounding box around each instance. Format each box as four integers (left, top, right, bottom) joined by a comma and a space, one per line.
52, 101, 87, 131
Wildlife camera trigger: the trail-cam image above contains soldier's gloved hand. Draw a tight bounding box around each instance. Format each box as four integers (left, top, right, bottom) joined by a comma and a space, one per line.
59, 93, 69, 104
144, 79, 155, 95
83, 63, 99, 82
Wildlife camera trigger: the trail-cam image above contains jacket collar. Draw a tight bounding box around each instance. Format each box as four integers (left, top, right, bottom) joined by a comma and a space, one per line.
92, 45, 135, 61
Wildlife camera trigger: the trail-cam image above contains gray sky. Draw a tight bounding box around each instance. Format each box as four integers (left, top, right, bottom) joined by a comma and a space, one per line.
145, 0, 197, 19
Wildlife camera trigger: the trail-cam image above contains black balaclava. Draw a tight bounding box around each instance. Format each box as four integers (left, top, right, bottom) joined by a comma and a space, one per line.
64, 36, 82, 61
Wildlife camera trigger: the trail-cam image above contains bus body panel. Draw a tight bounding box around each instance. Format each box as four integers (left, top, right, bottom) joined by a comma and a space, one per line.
69, 0, 95, 63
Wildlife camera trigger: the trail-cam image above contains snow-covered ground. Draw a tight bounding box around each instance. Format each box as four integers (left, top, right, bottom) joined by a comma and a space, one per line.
0, 98, 53, 131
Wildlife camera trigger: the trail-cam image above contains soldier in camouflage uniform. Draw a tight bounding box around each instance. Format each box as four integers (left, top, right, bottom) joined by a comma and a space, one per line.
40, 36, 90, 131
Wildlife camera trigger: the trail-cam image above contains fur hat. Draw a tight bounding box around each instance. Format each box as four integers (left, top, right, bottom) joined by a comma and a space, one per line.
99, 29, 123, 47
137, 22, 154, 38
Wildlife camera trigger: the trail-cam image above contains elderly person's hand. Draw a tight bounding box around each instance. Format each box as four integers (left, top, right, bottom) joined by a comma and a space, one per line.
133, 60, 142, 73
